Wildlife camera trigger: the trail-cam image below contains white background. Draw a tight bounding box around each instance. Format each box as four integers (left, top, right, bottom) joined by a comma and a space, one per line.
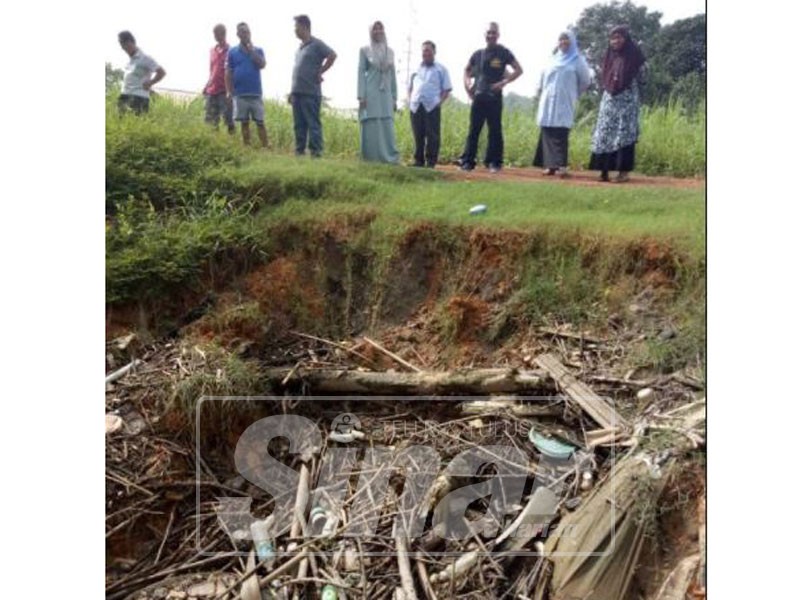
103, 0, 705, 108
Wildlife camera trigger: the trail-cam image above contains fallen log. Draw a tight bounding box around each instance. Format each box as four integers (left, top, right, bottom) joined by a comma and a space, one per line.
264, 368, 552, 395
533, 453, 668, 600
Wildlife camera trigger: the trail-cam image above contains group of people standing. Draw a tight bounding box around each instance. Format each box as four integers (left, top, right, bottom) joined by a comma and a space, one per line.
116, 18, 647, 181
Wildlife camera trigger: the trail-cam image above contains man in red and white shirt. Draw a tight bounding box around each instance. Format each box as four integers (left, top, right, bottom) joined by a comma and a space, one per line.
203, 24, 235, 134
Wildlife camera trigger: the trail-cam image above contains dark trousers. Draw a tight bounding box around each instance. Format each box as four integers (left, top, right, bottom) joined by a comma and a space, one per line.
460, 94, 503, 168
118, 94, 149, 115
204, 93, 235, 132
410, 105, 442, 167
292, 93, 323, 156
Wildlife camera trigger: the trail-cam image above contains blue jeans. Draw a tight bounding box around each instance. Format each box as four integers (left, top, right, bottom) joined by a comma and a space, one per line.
292, 93, 323, 156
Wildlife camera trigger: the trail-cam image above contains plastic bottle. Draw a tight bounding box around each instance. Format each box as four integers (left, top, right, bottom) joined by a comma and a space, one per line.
469, 204, 488, 215
310, 505, 337, 537
250, 519, 275, 565
321, 584, 338, 600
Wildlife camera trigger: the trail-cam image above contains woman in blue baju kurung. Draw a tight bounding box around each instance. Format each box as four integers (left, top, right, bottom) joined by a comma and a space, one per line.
357, 21, 400, 164
533, 31, 591, 177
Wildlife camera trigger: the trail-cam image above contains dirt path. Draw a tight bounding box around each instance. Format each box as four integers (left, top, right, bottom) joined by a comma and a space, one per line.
436, 164, 705, 189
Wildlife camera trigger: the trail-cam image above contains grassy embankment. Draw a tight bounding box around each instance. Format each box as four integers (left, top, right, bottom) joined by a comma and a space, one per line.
132, 94, 705, 176
106, 98, 705, 374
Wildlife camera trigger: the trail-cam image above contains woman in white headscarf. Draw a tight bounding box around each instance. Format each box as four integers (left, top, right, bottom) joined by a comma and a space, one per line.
533, 31, 591, 177
358, 21, 399, 163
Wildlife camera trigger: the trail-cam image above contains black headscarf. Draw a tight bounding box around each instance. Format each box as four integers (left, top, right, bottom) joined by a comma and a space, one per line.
601, 25, 646, 95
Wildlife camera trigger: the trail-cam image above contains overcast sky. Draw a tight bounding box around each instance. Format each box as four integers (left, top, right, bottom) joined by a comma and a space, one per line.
105, 0, 705, 109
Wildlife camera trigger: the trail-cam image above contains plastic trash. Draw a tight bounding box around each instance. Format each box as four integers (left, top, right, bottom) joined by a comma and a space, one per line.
469, 204, 488, 215
636, 387, 655, 401
321, 585, 338, 600
310, 506, 337, 537
329, 430, 366, 443
250, 518, 275, 564
528, 428, 576, 459
105, 414, 124, 435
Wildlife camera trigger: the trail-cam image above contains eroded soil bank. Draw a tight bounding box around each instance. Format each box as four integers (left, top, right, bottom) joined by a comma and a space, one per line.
106, 220, 705, 600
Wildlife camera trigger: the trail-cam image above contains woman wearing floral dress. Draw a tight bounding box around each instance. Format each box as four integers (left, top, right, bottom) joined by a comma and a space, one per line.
357, 21, 399, 163
588, 25, 646, 182
533, 31, 591, 177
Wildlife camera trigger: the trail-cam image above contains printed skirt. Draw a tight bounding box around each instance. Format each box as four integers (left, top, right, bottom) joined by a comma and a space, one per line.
589, 86, 640, 171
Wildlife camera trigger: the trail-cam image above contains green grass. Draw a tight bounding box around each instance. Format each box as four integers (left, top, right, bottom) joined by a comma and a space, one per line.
255, 176, 704, 254
106, 100, 705, 372
107, 102, 704, 304
120, 93, 705, 177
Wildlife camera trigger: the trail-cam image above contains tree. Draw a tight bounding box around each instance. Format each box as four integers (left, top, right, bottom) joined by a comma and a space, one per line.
571, 1, 662, 73
644, 14, 706, 107
106, 62, 123, 94
571, 2, 705, 108
651, 14, 706, 79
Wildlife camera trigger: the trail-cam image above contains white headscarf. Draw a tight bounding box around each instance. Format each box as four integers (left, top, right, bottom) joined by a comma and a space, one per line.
363, 22, 395, 90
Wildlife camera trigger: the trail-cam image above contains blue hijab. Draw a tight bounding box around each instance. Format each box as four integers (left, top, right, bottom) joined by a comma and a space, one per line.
551, 31, 579, 70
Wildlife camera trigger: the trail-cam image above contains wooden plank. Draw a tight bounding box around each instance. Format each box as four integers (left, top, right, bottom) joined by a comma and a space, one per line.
363, 336, 422, 373
534, 353, 628, 431
460, 397, 562, 417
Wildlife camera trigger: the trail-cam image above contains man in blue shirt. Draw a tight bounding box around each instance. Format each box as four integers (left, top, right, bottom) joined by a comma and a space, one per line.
225, 23, 268, 148
408, 41, 452, 168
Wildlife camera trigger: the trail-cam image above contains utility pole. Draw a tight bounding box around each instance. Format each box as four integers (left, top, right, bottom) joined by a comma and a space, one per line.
403, 0, 418, 106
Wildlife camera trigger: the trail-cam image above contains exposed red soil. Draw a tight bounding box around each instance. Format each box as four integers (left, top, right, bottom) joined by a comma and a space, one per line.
437, 164, 705, 189
446, 296, 490, 342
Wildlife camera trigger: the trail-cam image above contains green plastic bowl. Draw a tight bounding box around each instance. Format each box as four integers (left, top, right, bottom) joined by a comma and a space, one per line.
528, 429, 576, 459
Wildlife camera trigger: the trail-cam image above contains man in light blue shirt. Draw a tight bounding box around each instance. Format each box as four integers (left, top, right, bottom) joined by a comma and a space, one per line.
408, 41, 452, 168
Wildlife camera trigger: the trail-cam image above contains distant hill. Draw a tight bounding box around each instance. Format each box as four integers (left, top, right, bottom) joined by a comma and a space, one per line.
446, 92, 535, 114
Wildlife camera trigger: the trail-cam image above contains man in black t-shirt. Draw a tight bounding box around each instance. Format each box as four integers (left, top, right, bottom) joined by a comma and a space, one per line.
459, 22, 523, 172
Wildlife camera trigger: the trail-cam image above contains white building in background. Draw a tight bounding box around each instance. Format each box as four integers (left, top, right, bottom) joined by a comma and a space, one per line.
152, 87, 200, 104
